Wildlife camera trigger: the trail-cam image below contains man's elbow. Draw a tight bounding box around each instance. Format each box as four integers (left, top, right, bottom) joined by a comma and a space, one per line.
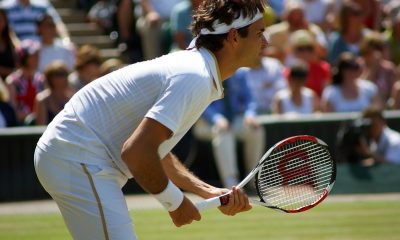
121, 141, 131, 164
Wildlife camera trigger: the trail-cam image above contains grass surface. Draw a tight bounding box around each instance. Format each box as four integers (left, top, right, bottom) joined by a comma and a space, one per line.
0, 201, 399, 240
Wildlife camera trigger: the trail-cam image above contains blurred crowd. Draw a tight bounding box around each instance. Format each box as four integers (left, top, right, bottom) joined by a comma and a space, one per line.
0, 0, 399, 184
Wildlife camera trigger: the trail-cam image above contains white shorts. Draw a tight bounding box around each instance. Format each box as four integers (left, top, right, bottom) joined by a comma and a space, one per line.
34, 146, 136, 240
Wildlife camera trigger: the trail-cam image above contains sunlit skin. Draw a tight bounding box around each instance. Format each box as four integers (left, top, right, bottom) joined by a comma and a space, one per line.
215, 18, 267, 82
213, 18, 267, 131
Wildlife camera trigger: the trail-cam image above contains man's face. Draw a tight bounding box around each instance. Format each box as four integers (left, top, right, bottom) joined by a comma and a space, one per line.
236, 18, 267, 68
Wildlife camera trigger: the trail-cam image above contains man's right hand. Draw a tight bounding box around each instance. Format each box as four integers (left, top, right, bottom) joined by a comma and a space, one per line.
168, 196, 201, 227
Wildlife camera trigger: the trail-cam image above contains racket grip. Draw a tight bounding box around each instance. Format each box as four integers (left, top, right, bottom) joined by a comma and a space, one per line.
195, 194, 230, 212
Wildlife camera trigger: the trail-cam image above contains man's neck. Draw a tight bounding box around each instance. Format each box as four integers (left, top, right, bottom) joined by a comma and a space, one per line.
213, 48, 241, 81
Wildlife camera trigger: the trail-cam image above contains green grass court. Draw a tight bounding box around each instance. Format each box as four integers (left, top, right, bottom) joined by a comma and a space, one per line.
1, 200, 399, 240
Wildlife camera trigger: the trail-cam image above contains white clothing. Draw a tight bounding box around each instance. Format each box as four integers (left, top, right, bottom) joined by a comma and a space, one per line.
275, 87, 314, 114
245, 57, 287, 113
35, 47, 223, 239
38, 43, 75, 72
322, 79, 377, 112
194, 116, 265, 188
34, 147, 135, 240
37, 48, 223, 179
377, 127, 400, 164
301, 0, 332, 25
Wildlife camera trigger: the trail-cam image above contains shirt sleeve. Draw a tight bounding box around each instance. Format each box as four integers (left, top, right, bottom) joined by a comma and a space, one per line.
145, 74, 210, 134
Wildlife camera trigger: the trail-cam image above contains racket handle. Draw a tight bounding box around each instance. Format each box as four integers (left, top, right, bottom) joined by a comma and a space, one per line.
195, 193, 230, 212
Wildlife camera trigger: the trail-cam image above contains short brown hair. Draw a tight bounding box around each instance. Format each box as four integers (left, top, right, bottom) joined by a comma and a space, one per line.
362, 106, 385, 121
359, 31, 385, 55
75, 45, 102, 71
191, 0, 266, 52
44, 61, 69, 88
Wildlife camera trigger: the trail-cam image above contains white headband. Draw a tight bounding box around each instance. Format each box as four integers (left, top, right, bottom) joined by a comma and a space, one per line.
199, 10, 263, 35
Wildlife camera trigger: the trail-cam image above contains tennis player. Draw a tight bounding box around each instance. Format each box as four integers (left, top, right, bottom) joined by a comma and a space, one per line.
34, 0, 268, 239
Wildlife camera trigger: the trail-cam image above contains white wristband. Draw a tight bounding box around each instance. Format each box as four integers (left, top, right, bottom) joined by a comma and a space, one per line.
153, 180, 184, 212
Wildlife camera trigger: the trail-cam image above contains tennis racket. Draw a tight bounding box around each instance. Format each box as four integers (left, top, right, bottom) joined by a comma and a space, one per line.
195, 135, 336, 213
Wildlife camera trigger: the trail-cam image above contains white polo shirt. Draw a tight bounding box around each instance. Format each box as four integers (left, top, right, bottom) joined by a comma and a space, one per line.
37, 48, 223, 178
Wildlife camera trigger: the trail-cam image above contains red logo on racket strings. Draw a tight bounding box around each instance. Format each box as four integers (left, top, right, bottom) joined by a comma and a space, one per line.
278, 150, 315, 187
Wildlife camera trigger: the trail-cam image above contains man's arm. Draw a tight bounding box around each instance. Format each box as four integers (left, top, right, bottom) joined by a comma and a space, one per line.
162, 153, 252, 216
121, 117, 200, 227
162, 153, 223, 199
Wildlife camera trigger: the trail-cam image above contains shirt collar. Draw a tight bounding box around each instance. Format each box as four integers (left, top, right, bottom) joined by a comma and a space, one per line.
198, 48, 223, 98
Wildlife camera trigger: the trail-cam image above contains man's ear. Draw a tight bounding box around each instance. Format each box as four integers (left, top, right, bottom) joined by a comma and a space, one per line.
226, 28, 239, 47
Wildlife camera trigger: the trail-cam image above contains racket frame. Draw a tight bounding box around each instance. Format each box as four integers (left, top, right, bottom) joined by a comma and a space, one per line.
195, 135, 336, 213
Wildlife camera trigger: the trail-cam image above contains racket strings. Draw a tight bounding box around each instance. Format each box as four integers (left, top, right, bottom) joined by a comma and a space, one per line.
258, 151, 331, 186
256, 139, 333, 211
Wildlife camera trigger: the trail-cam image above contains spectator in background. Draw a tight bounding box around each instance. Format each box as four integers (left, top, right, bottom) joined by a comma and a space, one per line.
0, 77, 17, 127
353, 0, 383, 31
0, 8, 17, 80
356, 106, 400, 165
136, 0, 183, 60
169, 0, 203, 51
244, 54, 287, 114
327, 0, 371, 64
88, 0, 118, 34
359, 31, 396, 103
37, 14, 75, 72
68, 44, 101, 91
384, 3, 400, 66
321, 52, 381, 113
34, 61, 73, 125
6, 39, 44, 124
300, 0, 336, 35
99, 58, 124, 76
286, 29, 331, 97
193, 71, 265, 188
272, 60, 320, 115
266, 0, 327, 62
389, 81, 400, 109
1, 0, 71, 44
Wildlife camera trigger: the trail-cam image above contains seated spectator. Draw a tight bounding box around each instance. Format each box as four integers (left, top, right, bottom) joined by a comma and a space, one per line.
1, 0, 71, 44
88, 0, 118, 34
321, 52, 381, 112
34, 61, 73, 125
99, 58, 124, 76
115, 0, 143, 63
193, 71, 265, 188
136, 0, 184, 59
245, 54, 287, 114
169, 0, 203, 51
388, 80, 400, 109
0, 77, 17, 127
350, 107, 400, 165
353, 0, 383, 31
266, 0, 328, 62
359, 31, 396, 103
286, 29, 331, 97
300, 0, 336, 34
383, 2, 400, 65
6, 39, 44, 124
272, 60, 320, 115
37, 14, 75, 72
68, 45, 101, 91
0, 8, 17, 79
327, 0, 371, 64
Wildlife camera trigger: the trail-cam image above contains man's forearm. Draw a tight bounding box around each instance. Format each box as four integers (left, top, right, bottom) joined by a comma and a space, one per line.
122, 142, 169, 194
162, 153, 216, 198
